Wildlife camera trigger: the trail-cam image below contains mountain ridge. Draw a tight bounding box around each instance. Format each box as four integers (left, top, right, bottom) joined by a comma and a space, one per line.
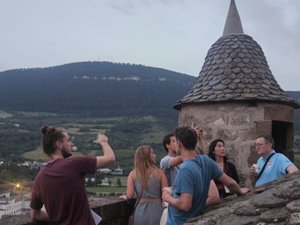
0, 61, 196, 117
0, 61, 299, 117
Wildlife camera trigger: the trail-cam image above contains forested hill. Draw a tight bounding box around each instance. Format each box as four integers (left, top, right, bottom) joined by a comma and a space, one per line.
286, 91, 300, 102
0, 61, 299, 118
0, 62, 196, 117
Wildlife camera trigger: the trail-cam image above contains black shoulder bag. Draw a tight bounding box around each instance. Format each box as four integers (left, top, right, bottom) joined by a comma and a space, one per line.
256, 152, 275, 181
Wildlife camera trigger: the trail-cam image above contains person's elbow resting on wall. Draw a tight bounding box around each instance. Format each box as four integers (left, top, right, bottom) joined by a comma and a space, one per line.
218, 174, 250, 196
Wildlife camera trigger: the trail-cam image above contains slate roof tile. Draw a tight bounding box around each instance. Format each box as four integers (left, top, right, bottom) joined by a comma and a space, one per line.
174, 34, 299, 109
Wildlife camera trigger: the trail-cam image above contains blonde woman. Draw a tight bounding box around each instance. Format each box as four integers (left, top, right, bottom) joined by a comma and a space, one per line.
123, 145, 168, 225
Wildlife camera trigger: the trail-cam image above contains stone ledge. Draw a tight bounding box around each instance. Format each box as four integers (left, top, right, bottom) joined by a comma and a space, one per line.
3, 173, 300, 225
2, 198, 135, 225
185, 171, 300, 225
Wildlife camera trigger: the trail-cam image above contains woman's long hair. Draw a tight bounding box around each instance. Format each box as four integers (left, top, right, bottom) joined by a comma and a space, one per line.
134, 145, 157, 190
208, 139, 228, 161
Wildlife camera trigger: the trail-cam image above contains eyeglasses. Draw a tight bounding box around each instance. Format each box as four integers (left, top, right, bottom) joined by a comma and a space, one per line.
255, 143, 266, 148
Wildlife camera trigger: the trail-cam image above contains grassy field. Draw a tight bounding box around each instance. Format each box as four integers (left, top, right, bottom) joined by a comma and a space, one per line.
86, 176, 127, 195
18, 114, 172, 174
0, 109, 12, 119
23, 145, 87, 161
3, 110, 300, 190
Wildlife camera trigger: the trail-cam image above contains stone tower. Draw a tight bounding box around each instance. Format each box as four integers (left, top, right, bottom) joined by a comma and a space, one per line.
174, 0, 299, 186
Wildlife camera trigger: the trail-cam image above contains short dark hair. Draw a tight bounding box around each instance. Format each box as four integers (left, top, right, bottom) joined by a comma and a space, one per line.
41, 125, 66, 156
208, 139, 227, 161
162, 133, 174, 153
173, 126, 197, 150
257, 134, 274, 147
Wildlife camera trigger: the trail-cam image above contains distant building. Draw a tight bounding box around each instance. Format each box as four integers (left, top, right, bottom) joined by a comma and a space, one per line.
112, 165, 123, 175
0, 192, 23, 219
18, 161, 31, 167
98, 166, 123, 175
98, 168, 112, 174
100, 178, 110, 186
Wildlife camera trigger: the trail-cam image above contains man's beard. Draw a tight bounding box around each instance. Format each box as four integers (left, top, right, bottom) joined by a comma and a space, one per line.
62, 148, 72, 158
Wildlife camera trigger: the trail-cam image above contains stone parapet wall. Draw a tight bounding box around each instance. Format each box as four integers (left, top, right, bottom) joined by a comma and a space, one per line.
1, 198, 135, 225
3, 171, 300, 225
185, 171, 300, 225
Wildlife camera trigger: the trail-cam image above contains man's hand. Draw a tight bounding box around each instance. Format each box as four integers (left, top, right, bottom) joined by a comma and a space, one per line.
249, 164, 258, 176
191, 122, 203, 139
191, 122, 205, 153
162, 187, 172, 202
95, 133, 115, 169
96, 134, 108, 144
239, 187, 251, 195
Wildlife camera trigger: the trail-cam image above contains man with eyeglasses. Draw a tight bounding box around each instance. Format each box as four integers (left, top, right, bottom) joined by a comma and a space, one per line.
250, 134, 298, 187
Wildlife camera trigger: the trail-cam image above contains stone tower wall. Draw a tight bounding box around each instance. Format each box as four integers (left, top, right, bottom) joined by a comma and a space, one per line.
178, 102, 294, 187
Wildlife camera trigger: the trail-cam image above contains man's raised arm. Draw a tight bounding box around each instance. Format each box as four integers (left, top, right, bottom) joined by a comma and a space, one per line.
95, 134, 115, 169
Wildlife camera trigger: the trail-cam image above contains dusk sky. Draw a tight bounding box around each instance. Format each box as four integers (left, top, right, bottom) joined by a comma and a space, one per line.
0, 0, 299, 90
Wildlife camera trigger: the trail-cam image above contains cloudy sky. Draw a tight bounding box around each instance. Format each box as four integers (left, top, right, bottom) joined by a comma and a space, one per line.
0, 0, 299, 90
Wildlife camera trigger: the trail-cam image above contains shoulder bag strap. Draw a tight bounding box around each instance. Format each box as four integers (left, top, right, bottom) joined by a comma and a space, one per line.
131, 182, 144, 222
256, 152, 275, 181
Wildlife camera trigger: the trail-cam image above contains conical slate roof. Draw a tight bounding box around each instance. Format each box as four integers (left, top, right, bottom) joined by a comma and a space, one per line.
174, 1, 299, 110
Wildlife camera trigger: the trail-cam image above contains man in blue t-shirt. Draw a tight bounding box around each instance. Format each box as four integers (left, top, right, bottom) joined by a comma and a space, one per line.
250, 134, 298, 187
162, 126, 250, 225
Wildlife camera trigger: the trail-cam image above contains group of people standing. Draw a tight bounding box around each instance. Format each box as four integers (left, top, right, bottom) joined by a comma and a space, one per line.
29, 124, 298, 225
159, 126, 247, 225
122, 126, 249, 225
123, 126, 299, 225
